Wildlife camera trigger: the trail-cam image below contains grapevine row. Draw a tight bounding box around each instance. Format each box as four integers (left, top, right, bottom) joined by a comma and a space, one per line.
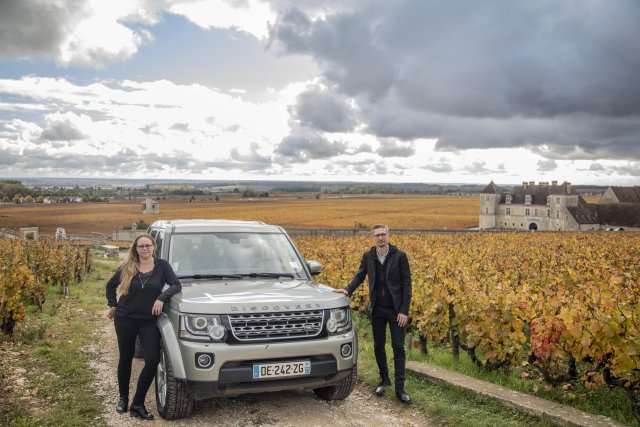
0, 239, 92, 335
294, 232, 640, 421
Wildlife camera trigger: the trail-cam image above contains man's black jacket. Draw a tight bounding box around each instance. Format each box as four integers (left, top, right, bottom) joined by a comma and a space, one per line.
345, 244, 412, 315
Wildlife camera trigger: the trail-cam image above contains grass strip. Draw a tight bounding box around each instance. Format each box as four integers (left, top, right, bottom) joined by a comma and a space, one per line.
0, 255, 117, 427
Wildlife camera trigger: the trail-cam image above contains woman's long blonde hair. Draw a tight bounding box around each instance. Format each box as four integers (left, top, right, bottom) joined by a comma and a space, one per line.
116, 233, 156, 298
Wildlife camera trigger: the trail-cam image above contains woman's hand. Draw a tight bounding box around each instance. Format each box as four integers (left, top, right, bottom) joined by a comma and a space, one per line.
152, 300, 164, 316
106, 307, 116, 320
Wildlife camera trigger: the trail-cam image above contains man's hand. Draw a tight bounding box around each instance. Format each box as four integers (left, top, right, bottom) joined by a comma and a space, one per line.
152, 300, 164, 316
106, 307, 116, 320
333, 289, 348, 295
397, 313, 409, 328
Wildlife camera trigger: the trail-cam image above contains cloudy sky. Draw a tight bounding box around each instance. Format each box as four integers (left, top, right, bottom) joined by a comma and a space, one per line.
1, 0, 639, 185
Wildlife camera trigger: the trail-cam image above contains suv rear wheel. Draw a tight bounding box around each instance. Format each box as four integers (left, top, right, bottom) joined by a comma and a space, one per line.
313, 364, 357, 400
155, 339, 194, 419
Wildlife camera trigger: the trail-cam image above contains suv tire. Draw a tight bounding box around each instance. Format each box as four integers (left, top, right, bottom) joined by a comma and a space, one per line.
155, 339, 194, 419
313, 364, 357, 400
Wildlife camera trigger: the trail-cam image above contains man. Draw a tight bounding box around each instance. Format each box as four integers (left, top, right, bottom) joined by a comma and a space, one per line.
334, 224, 412, 404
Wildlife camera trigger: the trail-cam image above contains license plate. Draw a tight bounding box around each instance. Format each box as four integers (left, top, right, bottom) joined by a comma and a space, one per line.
252, 360, 311, 379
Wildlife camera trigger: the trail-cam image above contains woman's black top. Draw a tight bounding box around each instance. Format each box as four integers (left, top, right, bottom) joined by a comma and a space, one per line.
105, 257, 182, 320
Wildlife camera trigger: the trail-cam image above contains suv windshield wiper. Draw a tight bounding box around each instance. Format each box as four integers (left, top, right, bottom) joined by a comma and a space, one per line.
241, 272, 296, 279
178, 274, 243, 280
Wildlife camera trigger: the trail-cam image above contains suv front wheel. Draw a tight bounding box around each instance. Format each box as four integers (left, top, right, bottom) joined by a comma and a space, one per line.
155, 339, 194, 419
313, 364, 357, 400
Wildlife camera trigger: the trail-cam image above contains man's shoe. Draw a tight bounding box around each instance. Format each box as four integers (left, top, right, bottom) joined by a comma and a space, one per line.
129, 403, 154, 420
396, 390, 411, 404
375, 379, 391, 396
116, 396, 128, 413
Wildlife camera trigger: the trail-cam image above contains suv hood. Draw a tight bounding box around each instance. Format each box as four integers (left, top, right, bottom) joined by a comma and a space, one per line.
173, 279, 350, 314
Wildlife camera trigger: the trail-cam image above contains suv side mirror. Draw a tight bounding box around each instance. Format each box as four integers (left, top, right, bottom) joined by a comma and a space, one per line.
306, 260, 322, 276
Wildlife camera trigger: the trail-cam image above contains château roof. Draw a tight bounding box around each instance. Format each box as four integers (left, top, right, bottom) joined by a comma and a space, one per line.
481, 181, 501, 194
507, 181, 577, 205
595, 203, 640, 227
609, 186, 640, 204
566, 204, 599, 224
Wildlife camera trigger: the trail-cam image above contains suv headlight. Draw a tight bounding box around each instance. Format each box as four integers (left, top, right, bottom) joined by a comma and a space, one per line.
326, 307, 352, 335
180, 314, 227, 342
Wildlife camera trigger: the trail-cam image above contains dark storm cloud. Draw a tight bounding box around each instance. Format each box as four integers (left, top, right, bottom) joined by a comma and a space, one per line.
291, 87, 358, 133
275, 132, 347, 163
271, 0, 640, 160
0, 1, 84, 58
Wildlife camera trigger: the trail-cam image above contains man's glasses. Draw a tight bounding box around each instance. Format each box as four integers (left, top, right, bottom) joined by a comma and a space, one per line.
137, 244, 153, 249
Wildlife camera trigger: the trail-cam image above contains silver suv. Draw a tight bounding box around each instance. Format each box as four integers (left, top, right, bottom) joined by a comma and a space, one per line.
146, 220, 358, 419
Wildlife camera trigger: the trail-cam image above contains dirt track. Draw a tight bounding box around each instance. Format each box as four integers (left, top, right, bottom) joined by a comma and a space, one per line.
90, 321, 433, 427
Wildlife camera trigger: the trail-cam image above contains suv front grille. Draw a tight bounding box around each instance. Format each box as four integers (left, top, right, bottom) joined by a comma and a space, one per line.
228, 310, 324, 341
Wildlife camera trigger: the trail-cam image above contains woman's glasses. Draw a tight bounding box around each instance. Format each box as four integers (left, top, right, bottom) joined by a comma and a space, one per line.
137, 244, 153, 249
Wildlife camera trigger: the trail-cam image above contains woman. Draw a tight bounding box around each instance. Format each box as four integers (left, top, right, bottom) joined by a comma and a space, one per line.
106, 234, 181, 420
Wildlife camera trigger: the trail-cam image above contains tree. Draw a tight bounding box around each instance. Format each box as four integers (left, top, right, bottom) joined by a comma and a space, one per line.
24, 195, 33, 203
36, 196, 44, 203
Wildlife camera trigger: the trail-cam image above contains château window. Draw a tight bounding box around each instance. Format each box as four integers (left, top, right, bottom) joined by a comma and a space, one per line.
534, 209, 538, 216
556, 197, 561, 205
547, 209, 550, 217
525, 195, 532, 205
547, 196, 551, 206
506, 194, 512, 204
525, 208, 530, 216
485, 207, 489, 214
506, 208, 511, 215
556, 211, 560, 218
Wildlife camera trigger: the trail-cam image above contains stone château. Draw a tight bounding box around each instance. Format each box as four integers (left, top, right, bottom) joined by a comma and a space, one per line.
479, 180, 640, 231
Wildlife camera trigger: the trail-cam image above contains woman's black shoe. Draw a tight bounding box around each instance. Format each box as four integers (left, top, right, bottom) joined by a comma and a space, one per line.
129, 403, 154, 420
116, 396, 128, 413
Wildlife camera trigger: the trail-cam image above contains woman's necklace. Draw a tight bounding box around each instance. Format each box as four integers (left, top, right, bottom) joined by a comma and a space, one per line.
138, 261, 154, 289
138, 271, 152, 289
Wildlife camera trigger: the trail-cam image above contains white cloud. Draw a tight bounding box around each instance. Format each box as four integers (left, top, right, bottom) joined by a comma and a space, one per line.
170, 0, 275, 39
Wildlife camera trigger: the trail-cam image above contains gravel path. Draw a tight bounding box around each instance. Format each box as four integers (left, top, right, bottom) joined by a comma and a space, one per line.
89, 320, 433, 427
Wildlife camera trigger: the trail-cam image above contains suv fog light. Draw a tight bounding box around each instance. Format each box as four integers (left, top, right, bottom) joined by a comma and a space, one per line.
341, 343, 352, 358
208, 324, 226, 341
196, 353, 214, 369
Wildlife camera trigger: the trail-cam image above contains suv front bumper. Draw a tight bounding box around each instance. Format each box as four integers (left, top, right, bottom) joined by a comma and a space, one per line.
177, 330, 357, 399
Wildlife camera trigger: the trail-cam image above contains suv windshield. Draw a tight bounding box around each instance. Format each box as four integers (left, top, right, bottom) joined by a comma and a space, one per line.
168, 232, 306, 279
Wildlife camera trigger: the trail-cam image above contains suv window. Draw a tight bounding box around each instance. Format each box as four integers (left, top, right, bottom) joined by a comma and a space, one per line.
168, 232, 305, 279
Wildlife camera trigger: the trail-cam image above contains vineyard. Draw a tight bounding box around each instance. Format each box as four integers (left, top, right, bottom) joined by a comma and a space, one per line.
0, 239, 92, 335
294, 232, 640, 421
0, 195, 479, 235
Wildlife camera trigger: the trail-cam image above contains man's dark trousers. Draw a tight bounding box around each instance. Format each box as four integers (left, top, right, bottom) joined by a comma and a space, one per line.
371, 305, 406, 390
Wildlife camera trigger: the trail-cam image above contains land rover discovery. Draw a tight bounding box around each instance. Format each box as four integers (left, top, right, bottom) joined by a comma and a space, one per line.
146, 219, 358, 419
